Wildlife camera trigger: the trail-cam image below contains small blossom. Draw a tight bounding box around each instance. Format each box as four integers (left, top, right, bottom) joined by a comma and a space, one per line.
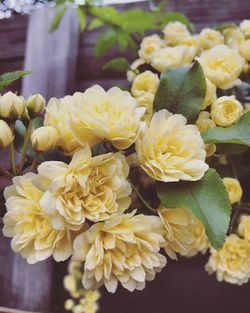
0, 92, 25, 119
26, 94, 45, 118
201, 78, 217, 110
240, 20, 250, 38
31, 126, 59, 152
163, 21, 190, 46
0, 119, 13, 149
138, 34, 163, 63
223, 177, 243, 204
131, 71, 159, 99
238, 215, 250, 241
239, 39, 250, 61
195, 111, 215, 133
199, 28, 224, 50
223, 27, 244, 50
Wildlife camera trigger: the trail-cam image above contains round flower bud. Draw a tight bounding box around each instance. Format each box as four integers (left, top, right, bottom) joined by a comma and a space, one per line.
211, 96, 243, 127
31, 126, 58, 152
223, 177, 243, 204
240, 20, 250, 38
223, 27, 244, 50
0, 120, 13, 149
64, 299, 75, 311
0, 92, 25, 119
239, 40, 250, 61
26, 94, 45, 118
199, 28, 224, 50
163, 21, 190, 46
131, 71, 159, 98
127, 58, 145, 82
195, 111, 215, 133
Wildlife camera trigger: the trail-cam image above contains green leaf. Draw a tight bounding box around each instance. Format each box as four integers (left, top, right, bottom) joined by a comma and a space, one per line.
214, 23, 237, 33
76, 7, 87, 32
203, 112, 250, 146
88, 18, 104, 30
103, 58, 130, 73
0, 71, 32, 91
95, 29, 118, 58
157, 169, 232, 249
89, 6, 120, 26
153, 61, 206, 123
50, 6, 67, 33
159, 12, 193, 32
119, 9, 156, 35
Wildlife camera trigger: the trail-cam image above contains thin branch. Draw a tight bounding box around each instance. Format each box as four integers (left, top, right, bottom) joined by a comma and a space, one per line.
18, 119, 33, 173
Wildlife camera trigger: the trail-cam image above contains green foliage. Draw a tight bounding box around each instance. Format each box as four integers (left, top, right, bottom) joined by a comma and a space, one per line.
95, 29, 118, 57
103, 58, 130, 73
50, 6, 68, 32
203, 112, 250, 146
153, 61, 206, 123
76, 7, 87, 32
157, 169, 232, 249
0, 71, 32, 91
88, 18, 104, 30
214, 23, 237, 32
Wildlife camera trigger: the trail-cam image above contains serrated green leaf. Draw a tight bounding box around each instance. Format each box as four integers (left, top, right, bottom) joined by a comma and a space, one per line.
88, 18, 104, 30
103, 58, 130, 73
159, 12, 193, 32
76, 7, 87, 32
203, 112, 250, 146
214, 23, 237, 33
50, 6, 67, 33
153, 61, 206, 123
95, 29, 118, 58
157, 168, 232, 249
0, 71, 32, 90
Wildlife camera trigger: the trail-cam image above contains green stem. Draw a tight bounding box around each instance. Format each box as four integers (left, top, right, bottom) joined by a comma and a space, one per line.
29, 153, 39, 172
19, 119, 33, 173
9, 122, 17, 176
128, 179, 156, 214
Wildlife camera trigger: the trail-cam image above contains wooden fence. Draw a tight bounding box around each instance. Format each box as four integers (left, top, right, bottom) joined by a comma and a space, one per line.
0, 1, 250, 313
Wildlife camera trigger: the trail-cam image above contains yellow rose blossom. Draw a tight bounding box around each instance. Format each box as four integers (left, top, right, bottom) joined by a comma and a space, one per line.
205, 234, 250, 285
31, 126, 59, 152
136, 93, 154, 123
3, 173, 72, 264
151, 45, 196, 73
45, 94, 82, 154
195, 111, 215, 133
211, 96, 243, 127
223, 27, 244, 50
131, 71, 159, 98
163, 21, 190, 46
73, 211, 166, 293
127, 58, 145, 82
238, 215, 250, 241
201, 78, 217, 110
223, 177, 243, 204
181, 35, 200, 49
158, 207, 208, 260
240, 19, 250, 38
198, 45, 244, 89
0, 119, 13, 149
205, 144, 216, 157
39, 146, 131, 230
239, 39, 250, 61
199, 28, 224, 50
136, 109, 208, 182
71, 85, 146, 150
138, 34, 163, 63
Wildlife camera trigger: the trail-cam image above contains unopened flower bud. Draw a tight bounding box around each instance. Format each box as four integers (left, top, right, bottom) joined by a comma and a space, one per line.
0, 92, 25, 119
26, 94, 45, 118
31, 126, 58, 152
0, 120, 13, 149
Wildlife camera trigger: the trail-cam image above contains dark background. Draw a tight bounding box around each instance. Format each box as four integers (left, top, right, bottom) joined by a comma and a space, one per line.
0, 1, 250, 312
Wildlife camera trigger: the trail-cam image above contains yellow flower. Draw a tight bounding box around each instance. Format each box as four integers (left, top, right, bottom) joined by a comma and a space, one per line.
223, 177, 243, 204
240, 20, 250, 38
181, 35, 200, 49
131, 71, 159, 98
26, 94, 45, 118
136, 109, 208, 182
31, 126, 59, 152
64, 275, 77, 293
3, 173, 72, 264
138, 34, 163, 63
201, 78, 217, 110
0, 92, 25, 119
238, 215, 250, 241
205, 143, 216, 158
199, 28, 224, 50
151, 45, 196, 73
71, 85, 145, 150
39, 146, 131, 229
0, 120, 13, 149
64, 299, 75, 311
163, 21, 190, 46
127, 58, 145, 82
73, 211, 166, 293
45, 94, 83, 154
211, 96, 243, 127
223, 27, 244, 50
198, 45, 244, 89
205, 234, 250, 285
195, 111, 215, 133
158, 207, 208, 260
136, 93, 154, 123
239, 39, 250, 61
